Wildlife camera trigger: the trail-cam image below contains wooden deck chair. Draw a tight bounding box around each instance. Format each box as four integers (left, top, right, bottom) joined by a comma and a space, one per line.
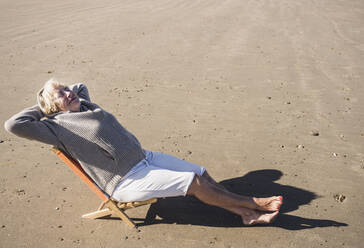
51, 147, 157, 229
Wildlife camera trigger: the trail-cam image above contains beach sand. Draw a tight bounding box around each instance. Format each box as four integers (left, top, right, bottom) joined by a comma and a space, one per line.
0, 0, 363, 247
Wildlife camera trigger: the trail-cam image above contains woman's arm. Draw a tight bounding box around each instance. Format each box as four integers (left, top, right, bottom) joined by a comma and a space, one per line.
70, 83, 90, 102
4, 105, 60, 146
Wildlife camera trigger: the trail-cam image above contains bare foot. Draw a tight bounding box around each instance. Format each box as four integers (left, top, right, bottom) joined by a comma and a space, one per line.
253, 196, 283, 212
230, 206, 279, 226
241, 209, 279, 226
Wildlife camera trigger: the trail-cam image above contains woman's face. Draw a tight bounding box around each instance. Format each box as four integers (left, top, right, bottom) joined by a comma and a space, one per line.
53, 86, 80, 112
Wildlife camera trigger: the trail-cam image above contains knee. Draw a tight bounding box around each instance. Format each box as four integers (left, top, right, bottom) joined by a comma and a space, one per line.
186, 174, 208, 195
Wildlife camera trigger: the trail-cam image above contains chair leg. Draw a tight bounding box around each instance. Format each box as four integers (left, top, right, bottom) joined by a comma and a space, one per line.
82, 208, 113, 219
106, 201, 137, 228
98, 199, 109, 210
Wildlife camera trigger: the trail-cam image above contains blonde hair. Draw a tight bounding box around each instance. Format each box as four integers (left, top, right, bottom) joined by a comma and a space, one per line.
37, 78, 64, 114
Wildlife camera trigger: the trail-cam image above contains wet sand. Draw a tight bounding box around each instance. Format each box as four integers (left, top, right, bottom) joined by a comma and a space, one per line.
0, 0, 363, 247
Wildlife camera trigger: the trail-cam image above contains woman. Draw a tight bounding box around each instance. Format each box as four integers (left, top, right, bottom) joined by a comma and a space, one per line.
4, 78, 283, 225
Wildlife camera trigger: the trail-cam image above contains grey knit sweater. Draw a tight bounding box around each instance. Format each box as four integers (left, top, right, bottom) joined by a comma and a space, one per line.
4, 84, 145, 196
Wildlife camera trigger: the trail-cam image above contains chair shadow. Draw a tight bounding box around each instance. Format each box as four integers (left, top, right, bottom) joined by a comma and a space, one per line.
137, 169, 347, 230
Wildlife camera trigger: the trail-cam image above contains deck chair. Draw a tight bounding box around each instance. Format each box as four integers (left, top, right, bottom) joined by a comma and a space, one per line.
51, 147, 157, 229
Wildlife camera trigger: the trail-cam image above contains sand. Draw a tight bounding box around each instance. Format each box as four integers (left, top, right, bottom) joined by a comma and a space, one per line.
0, 0, 363, 247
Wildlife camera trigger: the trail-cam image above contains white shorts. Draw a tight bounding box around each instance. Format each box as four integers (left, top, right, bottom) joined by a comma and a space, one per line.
111, 150, 206, 202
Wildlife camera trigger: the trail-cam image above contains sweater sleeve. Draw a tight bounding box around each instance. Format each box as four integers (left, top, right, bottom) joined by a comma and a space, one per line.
4, 105, 60, 146
70, 83, 90, 101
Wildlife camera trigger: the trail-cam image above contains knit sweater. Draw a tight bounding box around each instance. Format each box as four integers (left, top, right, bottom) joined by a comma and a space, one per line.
4, 84, 146, 196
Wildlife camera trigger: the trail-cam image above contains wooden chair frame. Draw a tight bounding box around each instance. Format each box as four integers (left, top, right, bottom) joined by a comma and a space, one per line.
52, 147, 157, 229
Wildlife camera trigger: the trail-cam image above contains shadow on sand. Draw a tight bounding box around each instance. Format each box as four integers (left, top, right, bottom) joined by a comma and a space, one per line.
135, 169, 347, 230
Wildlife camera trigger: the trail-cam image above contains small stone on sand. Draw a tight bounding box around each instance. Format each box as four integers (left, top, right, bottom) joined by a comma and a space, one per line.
334, 194, 346, 202
311, 131, 319, 136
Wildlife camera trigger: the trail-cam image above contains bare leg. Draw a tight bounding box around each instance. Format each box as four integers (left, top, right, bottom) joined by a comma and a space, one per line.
202, 171, 227, 191
200, 172, 282, 212
202, 171, 283, 211
187, 174, 282, 225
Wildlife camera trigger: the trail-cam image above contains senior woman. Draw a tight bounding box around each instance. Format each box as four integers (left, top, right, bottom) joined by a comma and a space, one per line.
4, 78, 283, 225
